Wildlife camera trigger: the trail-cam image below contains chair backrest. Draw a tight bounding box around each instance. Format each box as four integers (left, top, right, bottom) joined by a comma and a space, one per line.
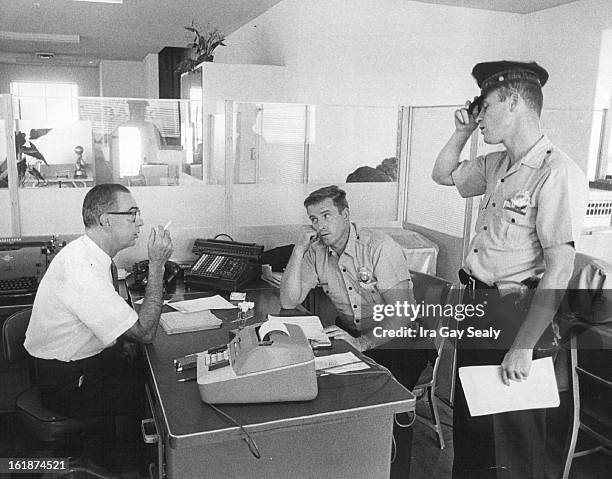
410, 271, 457, 352
559, 254, 612, 326
1, 308, 33, 363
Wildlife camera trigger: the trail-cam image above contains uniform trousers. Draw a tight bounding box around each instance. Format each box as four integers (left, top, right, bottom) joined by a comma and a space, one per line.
452, 285, 546, 479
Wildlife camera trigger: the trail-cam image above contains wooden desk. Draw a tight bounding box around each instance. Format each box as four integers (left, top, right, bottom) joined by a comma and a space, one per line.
138, 283, 415, 479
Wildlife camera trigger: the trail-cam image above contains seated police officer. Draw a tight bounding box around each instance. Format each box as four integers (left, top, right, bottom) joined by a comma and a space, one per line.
280, 185, 431, 478
24, 183, 172, 418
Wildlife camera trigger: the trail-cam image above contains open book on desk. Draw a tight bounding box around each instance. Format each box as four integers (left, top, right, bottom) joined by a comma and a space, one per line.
267, 314, 331, 348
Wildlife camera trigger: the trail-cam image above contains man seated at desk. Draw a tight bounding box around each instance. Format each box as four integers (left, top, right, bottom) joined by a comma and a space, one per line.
24, 183, 173, 418
280, 185, 431, 478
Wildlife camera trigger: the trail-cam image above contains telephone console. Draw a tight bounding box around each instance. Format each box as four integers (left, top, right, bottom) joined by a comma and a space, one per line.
185, 238, 264, 292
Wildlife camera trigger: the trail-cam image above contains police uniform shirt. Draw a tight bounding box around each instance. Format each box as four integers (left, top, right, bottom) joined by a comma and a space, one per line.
452, 135, 588, 285
24, 234, 138, 362
299, 223, 413, 333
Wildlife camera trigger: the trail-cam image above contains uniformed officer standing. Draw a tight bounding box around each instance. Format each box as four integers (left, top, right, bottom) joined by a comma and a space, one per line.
432, 61, 588, 478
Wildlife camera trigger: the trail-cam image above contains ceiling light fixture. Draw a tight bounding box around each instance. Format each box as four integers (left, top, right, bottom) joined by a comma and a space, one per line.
0, 31, 80, 43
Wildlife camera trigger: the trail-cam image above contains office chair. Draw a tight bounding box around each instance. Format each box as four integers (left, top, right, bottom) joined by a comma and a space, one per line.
1, 308, 118, 479
561, 319, 612, 479
410, 271, 457, 450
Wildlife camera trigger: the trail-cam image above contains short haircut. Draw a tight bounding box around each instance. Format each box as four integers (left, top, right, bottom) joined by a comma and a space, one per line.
304, 185, 349, 212
494, 80, 544, 116
82, 183, 130, 228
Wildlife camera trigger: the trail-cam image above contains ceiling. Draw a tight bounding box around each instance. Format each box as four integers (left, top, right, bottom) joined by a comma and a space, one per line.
412, 0, 579, 14
0, 0, 580, 66
0, 0, 283, 65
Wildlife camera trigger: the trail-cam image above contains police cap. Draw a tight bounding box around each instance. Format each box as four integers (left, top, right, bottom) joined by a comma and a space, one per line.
472, 61, 549, 93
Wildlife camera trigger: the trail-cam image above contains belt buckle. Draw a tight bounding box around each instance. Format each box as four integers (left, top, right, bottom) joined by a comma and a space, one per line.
467, 276, 476, 300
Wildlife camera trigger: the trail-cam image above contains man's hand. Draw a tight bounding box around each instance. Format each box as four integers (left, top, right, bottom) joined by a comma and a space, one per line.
454, 99, 480, 134
324, 325, 367, 352
147, 226, 173, 265
296, 225, 318, 252
501, 348, 533, 385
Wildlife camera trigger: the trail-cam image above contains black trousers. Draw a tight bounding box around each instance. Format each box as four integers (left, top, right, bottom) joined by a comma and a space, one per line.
35, 342, 144, 419
452, 287, 546, 479
338, 318, 433, 479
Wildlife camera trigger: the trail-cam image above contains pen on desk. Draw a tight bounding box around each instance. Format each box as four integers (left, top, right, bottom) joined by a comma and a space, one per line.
177, 376, 196, 383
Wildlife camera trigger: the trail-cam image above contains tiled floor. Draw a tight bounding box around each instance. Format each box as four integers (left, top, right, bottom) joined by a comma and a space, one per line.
1, 396, 610, 478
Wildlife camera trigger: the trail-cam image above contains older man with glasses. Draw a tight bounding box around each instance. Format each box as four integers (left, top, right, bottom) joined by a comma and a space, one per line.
25, 183, 173, 420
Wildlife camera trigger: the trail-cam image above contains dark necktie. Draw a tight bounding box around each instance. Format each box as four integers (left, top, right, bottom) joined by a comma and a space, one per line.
110, 261, 120, 293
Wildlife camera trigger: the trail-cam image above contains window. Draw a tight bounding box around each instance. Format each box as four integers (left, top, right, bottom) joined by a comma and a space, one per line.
10, 81, 79, 122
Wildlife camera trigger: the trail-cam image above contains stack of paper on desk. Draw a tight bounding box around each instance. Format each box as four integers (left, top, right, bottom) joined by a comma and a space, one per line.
458, 356, 560, 417
267, 314, 332, 348
169, 295, 236, 313
160, 310, 222, 335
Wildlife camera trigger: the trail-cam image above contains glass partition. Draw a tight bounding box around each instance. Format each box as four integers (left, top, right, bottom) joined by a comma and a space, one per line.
227, 102, 402, 226
0, 95, 13, 236
12, 96, 206, 188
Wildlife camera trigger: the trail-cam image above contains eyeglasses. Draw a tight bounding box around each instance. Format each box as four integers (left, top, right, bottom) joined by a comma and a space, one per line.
105, 208, 141, 223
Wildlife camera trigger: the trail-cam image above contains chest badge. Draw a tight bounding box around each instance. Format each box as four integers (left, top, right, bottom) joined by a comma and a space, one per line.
503, 190, 530, 215
358, 267, 372, 283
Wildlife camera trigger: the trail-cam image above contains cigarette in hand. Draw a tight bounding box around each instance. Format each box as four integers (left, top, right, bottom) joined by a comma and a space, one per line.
163, 220, 172, 230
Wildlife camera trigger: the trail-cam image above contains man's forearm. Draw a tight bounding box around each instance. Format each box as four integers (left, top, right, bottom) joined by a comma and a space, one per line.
280, 247, 307, 308
511, 260, 574, 350
360, 313, 412, 350
432, 130, 471, 185
133, 262, 165, 342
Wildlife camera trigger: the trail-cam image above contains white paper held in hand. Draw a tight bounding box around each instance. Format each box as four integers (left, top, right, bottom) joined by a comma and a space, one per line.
458, 356, 559, 417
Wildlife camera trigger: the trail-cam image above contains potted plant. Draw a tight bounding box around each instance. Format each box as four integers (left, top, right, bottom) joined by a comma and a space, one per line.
177, 21, 227, 73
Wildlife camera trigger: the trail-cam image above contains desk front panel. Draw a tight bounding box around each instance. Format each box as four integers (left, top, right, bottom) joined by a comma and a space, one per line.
166, 413, 393, 479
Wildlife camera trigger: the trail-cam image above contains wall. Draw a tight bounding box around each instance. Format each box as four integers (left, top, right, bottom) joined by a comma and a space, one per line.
98, 60, 145, 98
523, 0, 612, 180
217, 0, 526, 107
524, 0, 612, 112
0, 63, 99, 96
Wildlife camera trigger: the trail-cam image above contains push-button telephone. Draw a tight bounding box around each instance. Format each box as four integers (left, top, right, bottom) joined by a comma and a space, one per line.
185, 238, 264, 292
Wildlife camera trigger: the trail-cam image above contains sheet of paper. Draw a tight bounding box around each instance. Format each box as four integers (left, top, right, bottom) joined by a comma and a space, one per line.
258, 319, 290, 340
170, 295, 237, 313
267, 315, 332, 347
315, 352, 370, 374
458, 356, 560, 417
160, 310, 222, 335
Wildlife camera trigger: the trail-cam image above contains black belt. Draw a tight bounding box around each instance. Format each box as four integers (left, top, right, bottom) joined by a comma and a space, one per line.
458, 269, 494, 290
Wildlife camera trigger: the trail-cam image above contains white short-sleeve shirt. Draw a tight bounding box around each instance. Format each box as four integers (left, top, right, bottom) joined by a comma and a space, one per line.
24, 234, 138, 361
451, 135, 588, 285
